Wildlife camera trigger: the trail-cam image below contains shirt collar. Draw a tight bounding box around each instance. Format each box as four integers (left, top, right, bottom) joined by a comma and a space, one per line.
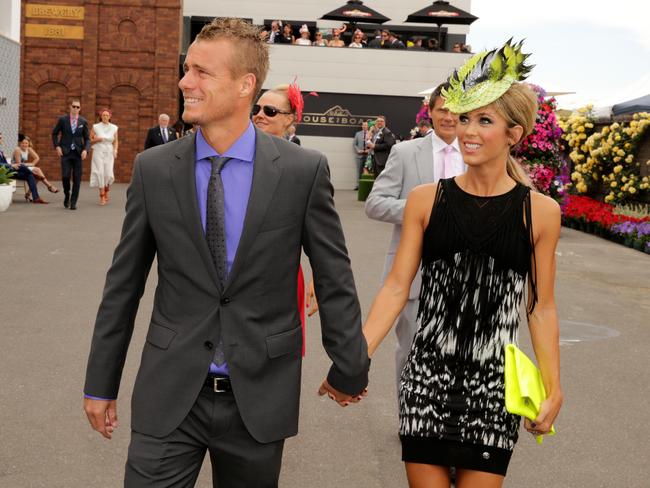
430, 130, 459, 153
195, 122, 256, 163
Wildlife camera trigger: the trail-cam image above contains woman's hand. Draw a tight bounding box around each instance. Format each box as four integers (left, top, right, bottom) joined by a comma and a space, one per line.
524, 392, 563, 436
306, 279, 319, 317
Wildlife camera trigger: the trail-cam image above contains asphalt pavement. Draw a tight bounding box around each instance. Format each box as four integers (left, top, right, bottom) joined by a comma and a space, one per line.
1, 183, 649, 487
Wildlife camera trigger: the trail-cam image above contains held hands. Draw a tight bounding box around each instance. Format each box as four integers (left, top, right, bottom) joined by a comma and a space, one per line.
84, 398, 118, 439
318, 379, 367, 407
81, 150, 88, 160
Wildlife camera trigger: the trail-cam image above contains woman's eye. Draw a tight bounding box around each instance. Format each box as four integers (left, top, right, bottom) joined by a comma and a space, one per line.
480, 117, 492, 125
459, 115, 469, 124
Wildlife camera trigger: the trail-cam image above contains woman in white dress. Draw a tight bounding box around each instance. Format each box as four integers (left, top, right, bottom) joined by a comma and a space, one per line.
90, 108, 118, 205
294, 24, 311, 45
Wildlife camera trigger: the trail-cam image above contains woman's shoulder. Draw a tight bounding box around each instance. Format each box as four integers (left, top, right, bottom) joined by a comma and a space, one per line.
530, 191, 561, 235
530, 191, 560, 217
407, 182, 438, 208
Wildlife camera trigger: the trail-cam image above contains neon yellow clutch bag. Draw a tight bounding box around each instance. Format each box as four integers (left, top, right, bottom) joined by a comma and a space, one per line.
504, 344, 556, 444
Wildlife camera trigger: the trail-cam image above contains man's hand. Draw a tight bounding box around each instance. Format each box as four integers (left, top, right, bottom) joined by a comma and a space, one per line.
55, 147, 63, 157
81, 150, 88, 160
305, 279, 319, 317
318, 379, 367, 407
84, 398, 118, 439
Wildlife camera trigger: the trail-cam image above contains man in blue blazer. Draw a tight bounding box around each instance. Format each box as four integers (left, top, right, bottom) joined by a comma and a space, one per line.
52, 99, 91, 209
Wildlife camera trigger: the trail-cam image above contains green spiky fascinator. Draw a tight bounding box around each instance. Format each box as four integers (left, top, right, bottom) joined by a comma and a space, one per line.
442, 39, 533, 114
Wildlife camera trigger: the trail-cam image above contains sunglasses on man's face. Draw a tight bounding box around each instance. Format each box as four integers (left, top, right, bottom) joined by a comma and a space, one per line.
252, 104, 292, 118
71, 105, 80, 109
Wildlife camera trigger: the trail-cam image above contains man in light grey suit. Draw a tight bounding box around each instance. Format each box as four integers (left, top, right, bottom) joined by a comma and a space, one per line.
83, 18, 369, 487
353, 121, 369, 188
365, 82, 465, 386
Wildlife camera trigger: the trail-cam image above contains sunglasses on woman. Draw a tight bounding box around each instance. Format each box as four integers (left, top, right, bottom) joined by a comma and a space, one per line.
252, 104, 292, 118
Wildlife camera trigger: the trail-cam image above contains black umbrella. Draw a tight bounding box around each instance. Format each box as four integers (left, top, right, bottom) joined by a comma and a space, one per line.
320, 0, 390, 32
612, 94, 650, 115
404, 1, 477, 48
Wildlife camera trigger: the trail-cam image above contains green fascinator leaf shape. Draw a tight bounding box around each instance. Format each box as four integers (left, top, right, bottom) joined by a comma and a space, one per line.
442, 38, 533, 114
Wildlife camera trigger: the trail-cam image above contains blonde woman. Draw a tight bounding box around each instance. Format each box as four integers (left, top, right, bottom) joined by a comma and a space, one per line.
361, 41, 562, 487
90, 108, 118, 205
327, 25, 346, 47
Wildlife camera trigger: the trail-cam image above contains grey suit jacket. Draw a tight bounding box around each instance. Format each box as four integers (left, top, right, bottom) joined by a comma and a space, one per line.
353, 130, 366, 158
84, 129, 369, 442
364, 134, 436, 299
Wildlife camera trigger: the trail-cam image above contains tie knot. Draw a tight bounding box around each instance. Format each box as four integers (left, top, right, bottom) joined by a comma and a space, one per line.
210, 156, 231, 174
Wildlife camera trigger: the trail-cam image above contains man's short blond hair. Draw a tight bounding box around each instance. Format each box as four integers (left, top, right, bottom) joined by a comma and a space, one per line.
196, 18, 269, 101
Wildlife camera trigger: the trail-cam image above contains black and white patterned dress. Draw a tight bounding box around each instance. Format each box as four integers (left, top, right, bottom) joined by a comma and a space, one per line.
399, 178, 537, 476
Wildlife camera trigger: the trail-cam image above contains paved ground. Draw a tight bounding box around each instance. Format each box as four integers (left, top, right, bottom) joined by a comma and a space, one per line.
1, 183, 649, 487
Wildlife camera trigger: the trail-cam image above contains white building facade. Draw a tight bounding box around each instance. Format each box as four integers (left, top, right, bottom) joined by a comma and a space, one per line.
0, 0, 21, 155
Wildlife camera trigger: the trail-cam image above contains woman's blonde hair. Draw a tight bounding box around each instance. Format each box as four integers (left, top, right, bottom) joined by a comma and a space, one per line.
491, 83, 538, 188
268, 84, 293, 113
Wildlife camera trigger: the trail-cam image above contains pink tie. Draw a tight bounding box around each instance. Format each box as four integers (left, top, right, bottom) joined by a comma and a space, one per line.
441, 145, 454, 180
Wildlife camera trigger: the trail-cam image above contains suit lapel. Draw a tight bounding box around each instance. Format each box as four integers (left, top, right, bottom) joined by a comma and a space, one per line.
170, 134, 222, 289
414, 134, 434, 183
225, 128, 281, 290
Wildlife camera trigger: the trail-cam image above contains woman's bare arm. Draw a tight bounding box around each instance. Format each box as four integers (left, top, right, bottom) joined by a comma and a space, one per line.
526, 192, 563, 435
28, 147, 40, 166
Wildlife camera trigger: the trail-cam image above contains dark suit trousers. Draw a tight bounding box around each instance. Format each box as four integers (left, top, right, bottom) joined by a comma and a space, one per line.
13, 165, 41, 200
60, 153, 83, 204
125, 385, 284, 487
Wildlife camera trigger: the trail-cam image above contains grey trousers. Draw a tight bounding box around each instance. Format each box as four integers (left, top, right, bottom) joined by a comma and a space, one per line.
124, 384, 284, 488
395, 299, 419, 389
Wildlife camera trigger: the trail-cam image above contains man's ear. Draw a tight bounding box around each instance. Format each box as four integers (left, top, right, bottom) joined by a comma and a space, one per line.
240, 73, 256, 99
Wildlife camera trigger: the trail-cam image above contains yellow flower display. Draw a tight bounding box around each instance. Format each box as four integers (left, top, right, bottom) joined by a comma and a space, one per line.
560, 110, 650, 203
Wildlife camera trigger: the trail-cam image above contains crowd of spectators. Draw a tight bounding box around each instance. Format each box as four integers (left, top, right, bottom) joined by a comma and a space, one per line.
261, 20, 470, 52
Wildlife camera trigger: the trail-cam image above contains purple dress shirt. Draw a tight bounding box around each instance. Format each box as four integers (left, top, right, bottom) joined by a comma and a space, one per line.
195, 124, 256, 375
84, 124, 256, 400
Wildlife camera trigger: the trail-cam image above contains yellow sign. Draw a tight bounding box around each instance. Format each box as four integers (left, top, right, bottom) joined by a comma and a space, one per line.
26, 4, 85, 20
25, 24, 84, 40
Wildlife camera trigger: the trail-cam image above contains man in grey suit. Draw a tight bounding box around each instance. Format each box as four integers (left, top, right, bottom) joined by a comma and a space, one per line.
353, 121, 369, 188
365, 82, 464, 387
83, 18, 369, 487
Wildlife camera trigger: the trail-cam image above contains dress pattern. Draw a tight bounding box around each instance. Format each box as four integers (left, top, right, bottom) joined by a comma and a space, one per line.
399, 178, 536, 456
90, 122, 117, 188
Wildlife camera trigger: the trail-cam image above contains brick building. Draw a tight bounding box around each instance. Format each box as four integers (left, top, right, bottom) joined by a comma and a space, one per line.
20, 0, 182, 182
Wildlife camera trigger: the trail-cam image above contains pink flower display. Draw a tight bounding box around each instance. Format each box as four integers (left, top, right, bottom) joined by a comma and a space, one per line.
513, 84, 569, 201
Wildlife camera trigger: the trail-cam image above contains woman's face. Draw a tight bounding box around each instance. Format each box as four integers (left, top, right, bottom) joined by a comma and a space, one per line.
353, 33, 363, 43
301, 30, 310, 39
20, 139, 29, 150
283, 25, 291, 35
456, 104, 521, 168
252, 91, 294, 137
100, 111, 111, 123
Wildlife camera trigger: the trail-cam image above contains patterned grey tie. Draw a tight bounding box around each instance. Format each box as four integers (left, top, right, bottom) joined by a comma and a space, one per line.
206, 156, 230, 366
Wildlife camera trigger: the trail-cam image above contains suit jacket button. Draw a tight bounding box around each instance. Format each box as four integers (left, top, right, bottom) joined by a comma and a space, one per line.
220, 297, 231, 305
204, 341, 214, 350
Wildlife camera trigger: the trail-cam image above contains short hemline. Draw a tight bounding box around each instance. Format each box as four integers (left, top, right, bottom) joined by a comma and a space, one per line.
400, 435, 512, 476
